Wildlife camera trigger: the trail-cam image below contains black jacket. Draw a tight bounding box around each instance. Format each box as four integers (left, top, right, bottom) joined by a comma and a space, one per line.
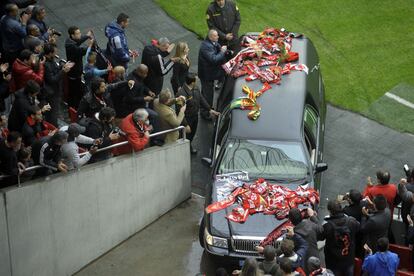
206, 0, 241, 46
343, 202, 365, 222
78, 81, 127, 119
0, 140, 18, 176
322, 213, 360, 267
198, 39, 226, 81
83, 117, 113, 162
8, 88, 36, 132
65, 35, 89, 78
110, 77, 130, 118
360, 209, 391, 252
141, 44, 173, 94
21, 120, 43, 146
170, 61, 189, 89
32, 136, 62, 172
43, 58, 64, 100
123, 73, 151, 116
176, 83, 210, 121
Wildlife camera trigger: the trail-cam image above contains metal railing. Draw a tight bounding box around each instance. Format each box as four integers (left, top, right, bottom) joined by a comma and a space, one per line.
0, 126, 186, 188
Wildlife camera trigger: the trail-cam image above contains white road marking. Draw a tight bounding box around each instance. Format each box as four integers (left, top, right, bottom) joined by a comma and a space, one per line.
385, 92, 414, 109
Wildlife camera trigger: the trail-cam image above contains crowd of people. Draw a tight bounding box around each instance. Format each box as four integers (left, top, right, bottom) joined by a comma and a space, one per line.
219, 169, 414, 276
0, 0, 233, 186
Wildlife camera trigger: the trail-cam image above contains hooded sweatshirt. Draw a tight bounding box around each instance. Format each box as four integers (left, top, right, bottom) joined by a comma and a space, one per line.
362, 251, 399, 276
105, 21, 130, 66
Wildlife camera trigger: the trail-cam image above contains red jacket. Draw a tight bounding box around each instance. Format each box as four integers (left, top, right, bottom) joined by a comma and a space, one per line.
10, 59, 44, 92
363, 184, 397, 214
120, 114, 149, 152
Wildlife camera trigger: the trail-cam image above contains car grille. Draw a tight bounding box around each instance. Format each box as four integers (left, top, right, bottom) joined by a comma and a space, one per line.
231, 236, 281, 255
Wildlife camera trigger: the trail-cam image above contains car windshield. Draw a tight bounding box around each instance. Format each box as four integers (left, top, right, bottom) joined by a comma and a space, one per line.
218, 139, 309, 180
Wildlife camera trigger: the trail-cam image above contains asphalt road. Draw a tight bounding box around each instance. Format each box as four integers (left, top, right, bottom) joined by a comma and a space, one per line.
39, 0, 414, 275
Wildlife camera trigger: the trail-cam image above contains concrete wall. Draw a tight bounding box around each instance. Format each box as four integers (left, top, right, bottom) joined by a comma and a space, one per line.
1, 141, 190, 276
0, 194, 11, 276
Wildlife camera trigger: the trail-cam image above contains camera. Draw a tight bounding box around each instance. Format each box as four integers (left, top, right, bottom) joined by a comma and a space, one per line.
51, 29, 62, 36
112, 127, 125, 136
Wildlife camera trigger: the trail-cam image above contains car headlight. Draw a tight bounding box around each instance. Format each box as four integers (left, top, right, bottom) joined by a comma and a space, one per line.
204, 229, 228, 248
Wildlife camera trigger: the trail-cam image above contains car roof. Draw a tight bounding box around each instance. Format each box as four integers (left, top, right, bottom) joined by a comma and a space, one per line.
228, 37, 314, 142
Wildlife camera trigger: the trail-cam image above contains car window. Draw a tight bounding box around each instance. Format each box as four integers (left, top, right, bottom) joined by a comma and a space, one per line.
218, 139, 309, 180
304, 104, 318, 141
214, 108, 232, 158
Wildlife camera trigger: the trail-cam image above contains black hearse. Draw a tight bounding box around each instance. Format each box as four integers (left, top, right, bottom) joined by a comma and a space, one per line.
200, 34, 328, 258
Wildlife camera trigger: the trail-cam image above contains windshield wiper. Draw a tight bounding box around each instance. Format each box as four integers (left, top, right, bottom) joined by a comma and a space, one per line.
264, 177, 309, 183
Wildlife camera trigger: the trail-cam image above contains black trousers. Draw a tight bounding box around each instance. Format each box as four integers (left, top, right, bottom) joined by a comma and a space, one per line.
45, 96, 62, 127
67, 77, 84, 109
186, 116, 198, 142
200, 79, 214, 118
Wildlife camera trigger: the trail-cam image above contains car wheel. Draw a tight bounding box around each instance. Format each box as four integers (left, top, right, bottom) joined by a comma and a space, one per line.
199, 215, 205, 248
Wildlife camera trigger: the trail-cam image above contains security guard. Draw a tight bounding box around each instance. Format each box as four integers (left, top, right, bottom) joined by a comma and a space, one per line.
206, 0, 241, 53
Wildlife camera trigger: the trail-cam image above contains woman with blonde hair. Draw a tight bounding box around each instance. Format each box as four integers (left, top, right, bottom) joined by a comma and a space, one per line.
170, 41, 190, 94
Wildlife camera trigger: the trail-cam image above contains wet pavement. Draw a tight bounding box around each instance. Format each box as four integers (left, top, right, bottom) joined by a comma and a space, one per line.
39, 0, 414, 275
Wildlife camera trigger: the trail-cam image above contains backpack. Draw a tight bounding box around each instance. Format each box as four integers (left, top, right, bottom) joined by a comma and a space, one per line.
328, 218, 352, 258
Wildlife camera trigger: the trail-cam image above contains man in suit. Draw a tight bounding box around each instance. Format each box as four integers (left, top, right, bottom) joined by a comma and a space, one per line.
197, 29, 227, 119
153, 89, 186, 144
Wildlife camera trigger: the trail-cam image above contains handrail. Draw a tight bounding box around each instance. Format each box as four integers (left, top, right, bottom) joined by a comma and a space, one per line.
0, 126, 186, 187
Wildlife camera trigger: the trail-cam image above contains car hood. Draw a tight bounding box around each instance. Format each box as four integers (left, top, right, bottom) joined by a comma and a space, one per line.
209, 180, 309, 238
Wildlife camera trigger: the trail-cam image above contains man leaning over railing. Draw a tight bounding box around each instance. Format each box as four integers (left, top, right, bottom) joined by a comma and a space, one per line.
31, 130, 68, 176
61, 123, 101, 170
120, 108, 150, 152
83, 107, 119, 163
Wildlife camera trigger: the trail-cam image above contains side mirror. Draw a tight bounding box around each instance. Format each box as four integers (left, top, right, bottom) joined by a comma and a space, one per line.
201, 157, 213, 168
315, 163, 328, 174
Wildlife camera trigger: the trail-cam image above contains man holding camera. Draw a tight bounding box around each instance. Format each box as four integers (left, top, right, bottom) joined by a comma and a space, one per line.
65, 26, 93, 108
154, 89, 186, 144
206, 0, 241, 53
197, 29, 227, 120
61, 123, 100, 170
10, 48, 44, 92
83, 107, 120, 163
